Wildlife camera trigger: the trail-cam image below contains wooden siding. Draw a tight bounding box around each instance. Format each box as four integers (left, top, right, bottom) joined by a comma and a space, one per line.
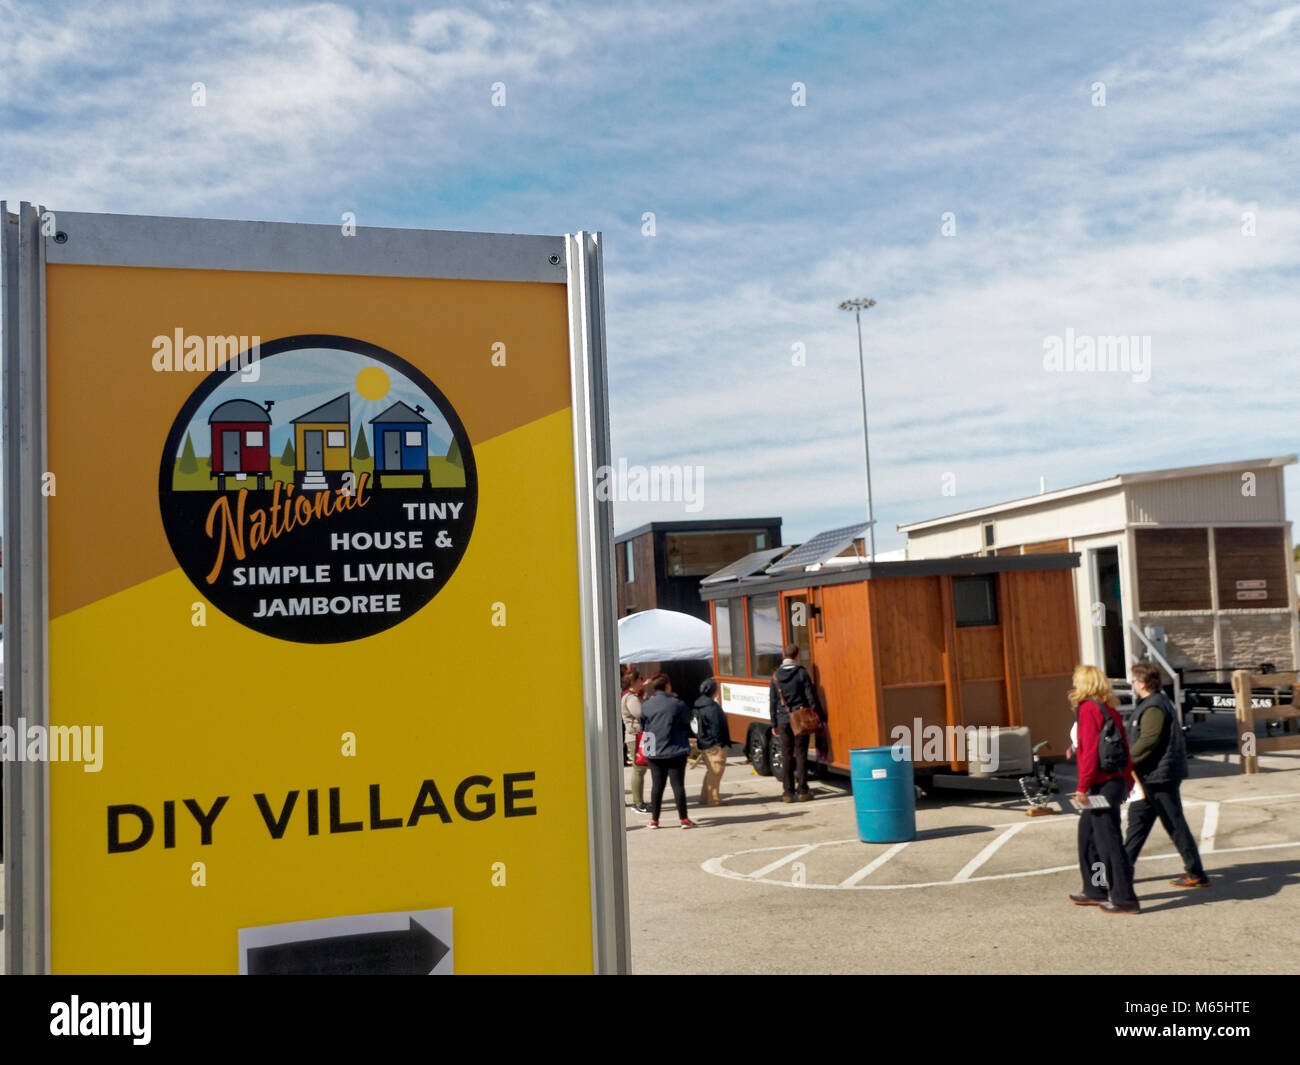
1214, 526, 1289, 608
871, 577, 946, 686
615, 531, 657, 616
1134, 528, 1211, 610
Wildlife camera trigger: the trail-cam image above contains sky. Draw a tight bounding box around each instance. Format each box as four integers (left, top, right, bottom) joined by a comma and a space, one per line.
2, 0, 1298, 549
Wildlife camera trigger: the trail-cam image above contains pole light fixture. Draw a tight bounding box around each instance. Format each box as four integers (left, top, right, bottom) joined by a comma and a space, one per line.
839, 297, 877, 562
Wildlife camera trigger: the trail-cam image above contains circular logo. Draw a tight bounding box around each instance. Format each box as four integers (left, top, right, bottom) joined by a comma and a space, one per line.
158, 335, 477, 643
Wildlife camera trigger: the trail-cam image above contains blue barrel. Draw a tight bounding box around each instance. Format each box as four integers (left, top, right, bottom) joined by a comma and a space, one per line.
850, 746, 916, 843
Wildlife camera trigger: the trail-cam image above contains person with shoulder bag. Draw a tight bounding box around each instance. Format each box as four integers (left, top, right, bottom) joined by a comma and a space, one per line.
1068, 664, 1140, 914
769, 644, 820, 803
621, 670, 648, 814
1123, 661, 1208, 888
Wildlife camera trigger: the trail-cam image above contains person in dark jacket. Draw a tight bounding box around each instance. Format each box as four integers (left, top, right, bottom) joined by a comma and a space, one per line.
639, 672, 696, 828
769, 645, 819, 802
1123, 661, 1208, 887
1068, 665, 1140, 914
694, 678, 730, 807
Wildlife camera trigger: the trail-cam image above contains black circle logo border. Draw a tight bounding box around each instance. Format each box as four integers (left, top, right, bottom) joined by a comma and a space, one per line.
157, 333, 479, 644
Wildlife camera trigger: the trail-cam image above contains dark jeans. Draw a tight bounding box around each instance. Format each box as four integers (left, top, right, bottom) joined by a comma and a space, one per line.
1077, 777, 1137, 905
1124, 781, 1205, 879
778, 723, 810, 795
649, 754, 688, 821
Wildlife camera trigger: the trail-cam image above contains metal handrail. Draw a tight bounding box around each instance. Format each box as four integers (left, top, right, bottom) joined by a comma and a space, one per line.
1127, 621, 1184, 726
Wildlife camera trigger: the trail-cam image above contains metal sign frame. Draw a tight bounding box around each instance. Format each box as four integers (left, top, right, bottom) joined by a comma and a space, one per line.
1, 205, 629, 974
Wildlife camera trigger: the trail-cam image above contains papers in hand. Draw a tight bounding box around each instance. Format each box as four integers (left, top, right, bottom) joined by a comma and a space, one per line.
1070, 793, 1113, 811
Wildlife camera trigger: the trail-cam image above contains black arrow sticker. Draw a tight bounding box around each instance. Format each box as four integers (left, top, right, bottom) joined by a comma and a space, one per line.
246, 917, 449, 975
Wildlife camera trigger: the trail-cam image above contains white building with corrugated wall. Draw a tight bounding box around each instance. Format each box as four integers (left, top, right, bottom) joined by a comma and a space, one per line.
899, 455, 1299, 683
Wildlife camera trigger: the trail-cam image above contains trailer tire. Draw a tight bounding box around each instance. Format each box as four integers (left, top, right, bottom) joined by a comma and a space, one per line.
768, 731, 785, 783
747, 725, 772, 776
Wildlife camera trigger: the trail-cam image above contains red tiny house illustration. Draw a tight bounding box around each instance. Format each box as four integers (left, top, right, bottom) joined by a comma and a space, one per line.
208, 398, 274, 490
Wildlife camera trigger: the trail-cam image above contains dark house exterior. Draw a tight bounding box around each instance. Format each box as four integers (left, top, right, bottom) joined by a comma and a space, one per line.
615, 518, 782, 620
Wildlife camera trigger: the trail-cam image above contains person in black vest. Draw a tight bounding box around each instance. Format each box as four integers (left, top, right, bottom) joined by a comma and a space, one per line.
1123, 661, 1209, 888
769, 644, 819, 802
639, 672, 696, 828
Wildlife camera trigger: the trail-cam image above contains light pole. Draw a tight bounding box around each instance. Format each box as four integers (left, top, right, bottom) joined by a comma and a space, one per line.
839, 297, 876, 562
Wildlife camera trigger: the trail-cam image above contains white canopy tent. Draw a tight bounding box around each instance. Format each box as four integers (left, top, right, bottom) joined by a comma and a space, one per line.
617, 609, 714, 664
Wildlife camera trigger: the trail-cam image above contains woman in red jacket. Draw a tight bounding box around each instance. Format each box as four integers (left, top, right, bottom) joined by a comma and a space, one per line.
1068, 665, 1140, 914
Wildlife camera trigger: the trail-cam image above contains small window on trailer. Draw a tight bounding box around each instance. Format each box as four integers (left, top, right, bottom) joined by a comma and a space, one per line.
954, 574, 998, 627
624, 541, 634, 583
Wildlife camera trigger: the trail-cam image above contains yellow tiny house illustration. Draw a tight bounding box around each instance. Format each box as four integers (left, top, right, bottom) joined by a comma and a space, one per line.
291, 392, 352, 490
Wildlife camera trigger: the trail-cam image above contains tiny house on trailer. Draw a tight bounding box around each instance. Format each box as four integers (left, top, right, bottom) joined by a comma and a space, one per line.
699, 548, 1081, 780
208, 399, 273, 491
369, 401, 431, 488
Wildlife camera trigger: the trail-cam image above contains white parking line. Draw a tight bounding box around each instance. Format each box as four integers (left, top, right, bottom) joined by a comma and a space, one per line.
839, 842, 909, 887
1200, 801, 1220, 855
746, 844, 819, 880
952, 822, 1029, 882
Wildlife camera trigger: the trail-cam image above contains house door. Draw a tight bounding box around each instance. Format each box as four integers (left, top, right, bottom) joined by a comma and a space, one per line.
1089, 545, 1127, 678
222, 430, 241, 471
304, 430, 324, 471
383, 430, 402, 471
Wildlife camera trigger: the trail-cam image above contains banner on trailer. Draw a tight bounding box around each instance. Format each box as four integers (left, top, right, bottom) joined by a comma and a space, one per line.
1, 207, 626, 974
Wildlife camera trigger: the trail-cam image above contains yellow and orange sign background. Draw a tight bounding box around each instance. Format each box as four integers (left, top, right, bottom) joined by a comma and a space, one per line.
45, 264, 593, 973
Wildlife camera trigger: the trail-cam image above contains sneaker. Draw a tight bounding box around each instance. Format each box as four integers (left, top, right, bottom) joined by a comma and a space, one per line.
680, 819, 695, 829
1100, 901, 1141, 915
647, 820, 659, 829
632, 804, 649, 815
1170, 873, 1210, 887
781, 793, 795, 803
1068, 893, 1105, 906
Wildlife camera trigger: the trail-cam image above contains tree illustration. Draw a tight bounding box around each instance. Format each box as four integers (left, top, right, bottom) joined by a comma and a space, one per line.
280, 438, 295, 466
445, 438, 462, 468
178, 432, 198, 474
353, 429, 370, 461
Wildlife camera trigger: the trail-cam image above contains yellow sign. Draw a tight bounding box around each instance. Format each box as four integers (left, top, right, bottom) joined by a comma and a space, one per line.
15, 215, 625, 974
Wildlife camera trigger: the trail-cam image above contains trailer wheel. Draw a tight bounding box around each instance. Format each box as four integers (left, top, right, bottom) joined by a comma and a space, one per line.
747, 726, 772, 776
768, 732, 785, 783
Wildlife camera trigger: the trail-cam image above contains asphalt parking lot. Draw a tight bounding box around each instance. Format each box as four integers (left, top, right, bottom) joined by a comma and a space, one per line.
624, 716, 1300, 974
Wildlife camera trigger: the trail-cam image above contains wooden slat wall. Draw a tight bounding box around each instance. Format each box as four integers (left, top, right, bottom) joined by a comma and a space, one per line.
1011, 568, 1080, 677
1214, 526, 1289, 608
870, 577, 946, 685
817, 582, 882, 766
1135, 528, 1211, 610
1022, 538, 1070, 554
615, 531, 658, 615
957, 625, 1004, 680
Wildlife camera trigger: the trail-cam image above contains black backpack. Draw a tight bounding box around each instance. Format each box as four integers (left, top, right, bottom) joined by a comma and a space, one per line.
1090, 702, 1128, 773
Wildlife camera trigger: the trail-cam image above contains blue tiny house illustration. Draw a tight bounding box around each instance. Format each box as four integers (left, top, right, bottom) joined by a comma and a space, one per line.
370, 400, 432, 488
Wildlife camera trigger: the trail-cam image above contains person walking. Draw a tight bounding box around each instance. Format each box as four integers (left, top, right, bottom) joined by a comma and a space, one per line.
639, 672, 696, 828
769, 644, 820, 802
621, 670, 648, 814
1068, 665, 1140, 914
1123, 662, 1209, 888
694, 677, 730, 807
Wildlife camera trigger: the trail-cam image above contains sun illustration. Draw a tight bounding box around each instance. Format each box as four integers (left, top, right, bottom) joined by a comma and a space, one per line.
355, 365, 391, 401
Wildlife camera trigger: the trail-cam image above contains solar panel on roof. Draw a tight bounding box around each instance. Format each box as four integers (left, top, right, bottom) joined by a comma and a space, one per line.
699, 546, 793, 586
763, 521, 874, 574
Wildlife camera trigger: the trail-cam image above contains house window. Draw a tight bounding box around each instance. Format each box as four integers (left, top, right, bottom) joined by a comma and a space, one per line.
715, 598, 746, 676
954, 575, 998, 627
624, 541, 634, 583
245, 430, 263, 446
747, 594, 783, 677
405, 430, 422, 446
326, 430, 345, 448
981, 522, 995, 550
